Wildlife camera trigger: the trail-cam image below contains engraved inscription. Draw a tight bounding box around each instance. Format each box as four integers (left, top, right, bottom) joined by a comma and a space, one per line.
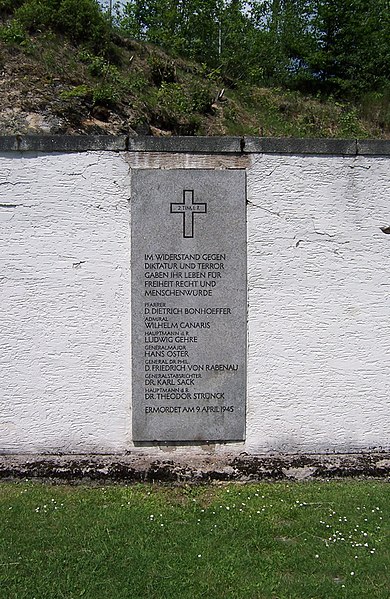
131, 170, 246, 442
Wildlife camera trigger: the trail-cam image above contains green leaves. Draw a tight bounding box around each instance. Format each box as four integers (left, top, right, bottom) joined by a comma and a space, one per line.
0, 0, 388, 104
1, 0, 113, 57
119, 0, 390, 99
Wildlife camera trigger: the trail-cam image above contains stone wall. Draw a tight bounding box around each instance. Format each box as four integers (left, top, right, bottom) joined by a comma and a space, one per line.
1, 136, 389, 457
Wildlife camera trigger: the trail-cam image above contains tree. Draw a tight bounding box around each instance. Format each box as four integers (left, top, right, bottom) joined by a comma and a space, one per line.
120, 0, 224, 63
119, 0, 390, 96
309, 0, 390, 96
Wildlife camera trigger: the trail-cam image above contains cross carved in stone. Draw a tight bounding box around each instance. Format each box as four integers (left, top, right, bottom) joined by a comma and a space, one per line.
170, 190, 207, 238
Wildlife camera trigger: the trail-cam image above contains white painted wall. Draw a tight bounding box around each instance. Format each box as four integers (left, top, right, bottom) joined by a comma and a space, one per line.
246, 154, 390, 453
0, 152, 131, 453
1, 149, 389, 454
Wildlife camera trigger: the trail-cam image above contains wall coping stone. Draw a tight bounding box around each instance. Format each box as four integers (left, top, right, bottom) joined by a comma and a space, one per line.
0, 135, 389, 155
243, 137, 358, 155
0, 135, 127, 153
356, 139, 390, 155
127, 135, 243, 153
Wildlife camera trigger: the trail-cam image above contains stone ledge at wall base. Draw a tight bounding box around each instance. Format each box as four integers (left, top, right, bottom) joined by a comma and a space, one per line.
1, 454, 390, 483
0, 135, 390, 155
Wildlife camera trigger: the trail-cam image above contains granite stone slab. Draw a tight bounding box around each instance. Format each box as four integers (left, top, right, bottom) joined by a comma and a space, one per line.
127, 136, 242, 154
131, 169, 247, 442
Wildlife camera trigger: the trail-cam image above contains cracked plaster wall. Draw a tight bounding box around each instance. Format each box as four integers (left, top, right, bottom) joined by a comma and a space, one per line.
0, 152, 131, 453
0, 150, 389, 454
246, 154, 390, 453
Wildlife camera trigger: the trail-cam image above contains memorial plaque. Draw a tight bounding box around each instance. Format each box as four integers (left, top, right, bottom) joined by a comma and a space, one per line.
131, 169, 246, 442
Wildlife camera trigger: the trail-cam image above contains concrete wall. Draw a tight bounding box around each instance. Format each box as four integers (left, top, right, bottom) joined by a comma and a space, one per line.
1, 136, 389, 455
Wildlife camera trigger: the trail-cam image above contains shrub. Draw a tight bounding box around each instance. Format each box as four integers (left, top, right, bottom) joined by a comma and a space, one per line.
122, 72, 148, 95
79, 50, 110, 76
92, 82, 118, 106
190, 85, 213, 114
148, 54, 176, 86
15, 2, 54, 32
0, 0, 24, 16
153, 82, 205, 135
13, 0, 112, 55
156, 82, 188, 115
360, 88, 390, 132
0, 19, 27, 45
59, 84, 91, 100
56, 0, 110, 48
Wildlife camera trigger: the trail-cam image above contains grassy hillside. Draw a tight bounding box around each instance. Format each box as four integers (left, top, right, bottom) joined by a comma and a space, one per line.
0, 19, 388, 137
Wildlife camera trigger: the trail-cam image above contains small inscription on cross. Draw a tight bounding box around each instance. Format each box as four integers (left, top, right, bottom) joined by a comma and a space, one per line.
170, 190, 207, 238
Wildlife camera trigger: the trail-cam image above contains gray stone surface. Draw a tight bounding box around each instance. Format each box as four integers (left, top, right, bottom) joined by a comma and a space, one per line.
127, 136, 242, 154
18, 135, 127, 152
1, 135, 389, 155
0, 136, 20, 152
131, 169, 247, 442
243, 136, 358, 155
0, 135, 127, 152
357, 139, 390, 155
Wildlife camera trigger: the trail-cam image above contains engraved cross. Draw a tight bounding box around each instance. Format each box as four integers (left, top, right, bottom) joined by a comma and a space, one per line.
170, 190, 207, 238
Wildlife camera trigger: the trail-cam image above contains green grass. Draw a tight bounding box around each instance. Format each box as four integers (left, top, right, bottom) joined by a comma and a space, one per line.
1, 481, 389, 598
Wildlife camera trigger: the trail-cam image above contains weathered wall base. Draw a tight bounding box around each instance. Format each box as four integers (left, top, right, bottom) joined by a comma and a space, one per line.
1, 453, 390, 483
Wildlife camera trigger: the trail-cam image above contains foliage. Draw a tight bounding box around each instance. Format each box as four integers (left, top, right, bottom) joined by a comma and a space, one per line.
0, 0, 388, 102
1, 0, 113, 57
15, 1, 54, 32
92, 82, 118, 106
122, 72, 149, 94
154, 81, 213, 122
0, 18, 27, 45
190, 84, 214, 114
360, 87, 390, 132
56, 0, 111, 48
0, 0, 24, 16
0, 0, 388, 137
156, 82, 189, 115
308, 0, 390, 97
79, 49, 120, 79
118, 0, 390, 100
148, 54, 176, 85
59, 84, 91, 100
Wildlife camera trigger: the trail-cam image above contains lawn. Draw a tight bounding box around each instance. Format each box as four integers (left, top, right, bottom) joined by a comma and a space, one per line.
0, 480, 389, 598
